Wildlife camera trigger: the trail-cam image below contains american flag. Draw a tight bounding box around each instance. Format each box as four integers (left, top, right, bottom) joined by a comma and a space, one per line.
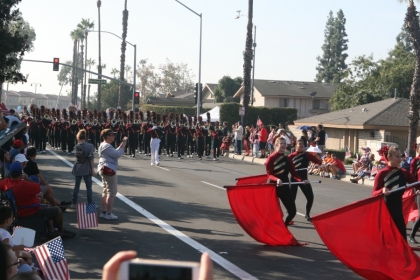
77, 202, 98, 229
257, 116, 263, 126
33, 237, 70, 280
345, 145, 351, 159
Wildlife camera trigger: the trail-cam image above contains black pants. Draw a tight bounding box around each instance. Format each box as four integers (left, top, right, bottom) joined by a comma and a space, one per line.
213, 139, 220, 158
177, 137, 185, 157
205, 137, 211, 156
129, 134, 137, 155
167, 135, 175, 155
60, 131, 67, 151
276, 184, 297, 226
411, 195, 420, 239
290, 182, 314, 217
197, 138, 204, 158
143, 135, 150, 154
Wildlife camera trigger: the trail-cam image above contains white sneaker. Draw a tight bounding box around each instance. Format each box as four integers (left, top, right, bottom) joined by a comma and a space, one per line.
213, 158, 217, 161
187, 155, 190, 158
190, 155, 193, 158
104, 213, 118, 220
151, 163, 154, 166
156, 162, 160, 166
100, 212, 107, 218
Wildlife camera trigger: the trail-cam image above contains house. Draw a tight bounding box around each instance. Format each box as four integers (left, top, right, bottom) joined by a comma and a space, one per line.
292, 98, 414, 155
2, 90, 20, 109
233, 79, 337, 119
1, 90, 72, 111
42, 94, 71, 110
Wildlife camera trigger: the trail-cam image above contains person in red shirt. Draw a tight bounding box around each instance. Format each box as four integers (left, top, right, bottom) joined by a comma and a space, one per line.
258, 124, 268, 158
410, 144, 420, 243
0, 162, 75, 238
372, 146, 416, 241
328, 154, 346, 179
266, 137, 309, 226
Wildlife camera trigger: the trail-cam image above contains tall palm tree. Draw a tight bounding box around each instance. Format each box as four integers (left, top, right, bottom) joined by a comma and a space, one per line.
111, 68, 119, 78
97, 0, 102, 110
70, 28, 84, 106
86, 58, 95, 108
242, 0, 253, 126
125, 64, 132, 81
400, 0, 420, 157
119, 0, 129, 108
78, 18, 95, 109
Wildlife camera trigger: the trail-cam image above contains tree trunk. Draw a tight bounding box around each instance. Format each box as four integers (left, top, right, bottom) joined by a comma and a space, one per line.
242, 0, 253, 126
97, 0, 102, 111
406, 2, 420, 157
84, 32, 88, 109
119, 0, 128, 109
72, 39, 77, 105
80, 41, 84, 109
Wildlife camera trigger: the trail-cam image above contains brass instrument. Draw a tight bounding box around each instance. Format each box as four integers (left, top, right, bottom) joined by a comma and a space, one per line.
111, 118, 118, 126
44, 114, 49, 119
92, 119, 98, 126
71, 119, 77, 125
133, 119, 139, 124
83, 119, 89, 126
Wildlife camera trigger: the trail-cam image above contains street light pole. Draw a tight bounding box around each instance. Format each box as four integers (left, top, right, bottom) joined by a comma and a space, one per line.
251, 25, 256, 106
86, 30, 137, 111
31, 83, 42, 94
175, 0, 202, 117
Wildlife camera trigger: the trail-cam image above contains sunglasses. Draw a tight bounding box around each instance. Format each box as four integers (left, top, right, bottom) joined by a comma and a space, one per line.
7, 259, 21, 268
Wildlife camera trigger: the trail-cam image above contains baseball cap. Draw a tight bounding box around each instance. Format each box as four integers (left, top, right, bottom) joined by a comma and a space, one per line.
9, 162, 22, 174
361, 147, 371, 152
14, 154, 28, 163
13, 139, 23, 148
101, 129, 116, 139
29, 175, 40, 183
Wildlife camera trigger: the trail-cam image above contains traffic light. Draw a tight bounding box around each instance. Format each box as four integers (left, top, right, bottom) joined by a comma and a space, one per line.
134, 92, 140, 105
53, 58, 59, 71
199, 83, 203, 101
194, 83, 198, 104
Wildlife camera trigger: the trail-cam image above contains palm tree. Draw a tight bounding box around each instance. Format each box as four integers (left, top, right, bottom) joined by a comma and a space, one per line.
86, 58, 95, 108
111, 68, 119, 78
242, 0, 253, 126
97, 0, 102, 110
125, 64, 132, 81
78, 18, 95, 109
119, 0, 129, 108
70, 28, 84, 106
400, 0, 420, 157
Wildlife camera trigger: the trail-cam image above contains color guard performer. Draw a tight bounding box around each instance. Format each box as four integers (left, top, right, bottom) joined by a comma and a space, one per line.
266, 137, 309, 226
288, 139, 322, 221
147, 122, 160, 166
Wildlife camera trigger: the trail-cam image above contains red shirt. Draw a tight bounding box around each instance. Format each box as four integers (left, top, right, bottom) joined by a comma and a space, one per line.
332, 159, 346, 172
0, 178, 41, 217
259, 127, 268, 142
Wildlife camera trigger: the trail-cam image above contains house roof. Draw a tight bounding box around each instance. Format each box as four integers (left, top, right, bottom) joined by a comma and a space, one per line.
294, 98, 411, 129
4, 90, 19, 96
17, 91, 36, 97
233, 79, 337, 99
204, 83, 217, 94
145, 96, 196, 106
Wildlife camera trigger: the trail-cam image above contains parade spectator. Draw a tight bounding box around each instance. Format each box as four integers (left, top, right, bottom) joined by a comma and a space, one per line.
222, 122, 228, 137
98, 129, 127, 220
328, 154, 346, 179
0, 162, 75, 238
314, 124, 326, 152
350, 154, 375, 184
320, 152, 333, 178
352, 147, 371, 174
251, 129, 259, 158
258, 124, 268, 158
234, 122, 243, 155
243, 126, 251, 156
300, 130, 308, 148
278, 129, 291, 151
72, 129, 95, 207
0, 149, 11, 179
9, 140, 23, 163
266, 126, 276, 154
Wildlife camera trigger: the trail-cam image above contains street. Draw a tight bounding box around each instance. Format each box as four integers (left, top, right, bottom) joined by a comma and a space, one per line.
37, 149, 380, 279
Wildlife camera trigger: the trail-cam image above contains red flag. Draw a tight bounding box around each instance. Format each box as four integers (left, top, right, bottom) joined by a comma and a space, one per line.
256, 116, 263, 127
33, 237, 70, 280
403, 188, 418, 223
312, 195, 420, 280
236, 174, 267, 186
345, 145, 351, 159
77, 202, 98, 229
226, 183, 301, 246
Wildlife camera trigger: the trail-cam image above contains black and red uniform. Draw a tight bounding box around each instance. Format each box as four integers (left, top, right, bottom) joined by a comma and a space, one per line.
195, 127, 205, 159
410, 155, 420, 241
288, 151, 322, 220
372, 166, 416, 240
266, 152, 303, 226
142, 123, 150, 155
211, 129, 223, 159
176, 125, 186, 158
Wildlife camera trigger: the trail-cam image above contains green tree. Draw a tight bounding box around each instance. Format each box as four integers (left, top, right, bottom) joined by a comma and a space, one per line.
70, 28, 84, 105
86, 58, 95, 108
242, 0, 253, 125
215, 75, 242, 102
0, 0, 31, 98
78, 18, 94, 109
399, 0, 420, 157
57, 61, 72, 104
99, 80, 131, 110
316, 10, 349, 84
111, 68, 119, 78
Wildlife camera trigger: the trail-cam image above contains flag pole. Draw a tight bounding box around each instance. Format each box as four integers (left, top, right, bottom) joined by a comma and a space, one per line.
388, 181, 420, 194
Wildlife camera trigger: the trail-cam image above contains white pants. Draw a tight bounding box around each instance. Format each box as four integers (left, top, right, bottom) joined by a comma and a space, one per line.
150, 138, 161, 164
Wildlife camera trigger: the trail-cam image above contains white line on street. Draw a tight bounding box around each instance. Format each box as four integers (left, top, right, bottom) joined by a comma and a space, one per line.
156, 166, 170, 171
47, 148, 258, 280
201, 181, 226, 191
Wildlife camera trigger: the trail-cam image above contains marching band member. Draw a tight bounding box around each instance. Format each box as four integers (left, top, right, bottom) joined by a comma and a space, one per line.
266, 137, 309, 226
147, 122, 161, 166
195, 123, 205, 160
288, 139, 322, 222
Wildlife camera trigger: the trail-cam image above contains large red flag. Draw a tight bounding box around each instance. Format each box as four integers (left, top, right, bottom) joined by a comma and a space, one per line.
403, 188, 418, 223
312, 195, 420, 280
226, 183, 301, 246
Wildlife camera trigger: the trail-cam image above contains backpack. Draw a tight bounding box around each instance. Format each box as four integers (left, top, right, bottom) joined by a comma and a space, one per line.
76, 144, 88, 164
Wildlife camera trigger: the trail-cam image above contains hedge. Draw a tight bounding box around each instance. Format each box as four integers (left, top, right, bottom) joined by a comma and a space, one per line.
219, 103, 297, 127
140, 105, 212, 118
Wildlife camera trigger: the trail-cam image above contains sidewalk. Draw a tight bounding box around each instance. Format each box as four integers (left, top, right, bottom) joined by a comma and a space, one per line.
225, 151, 374, 187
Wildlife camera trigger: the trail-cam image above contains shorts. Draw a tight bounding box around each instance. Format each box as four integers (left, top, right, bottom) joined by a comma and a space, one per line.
100, 170, 118, 196
25, 205, 59, 220
338, 169, 345, 175
259, 142, 267, 150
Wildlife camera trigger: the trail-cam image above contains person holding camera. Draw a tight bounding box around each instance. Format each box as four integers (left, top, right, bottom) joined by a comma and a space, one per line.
98, 129, 127, 220
234, 122, 243, 155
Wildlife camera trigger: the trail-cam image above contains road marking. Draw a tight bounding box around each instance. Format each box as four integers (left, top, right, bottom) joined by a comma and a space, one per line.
47, 148, 258, 280
156, 166, 170, 171
201, 181, 225, 191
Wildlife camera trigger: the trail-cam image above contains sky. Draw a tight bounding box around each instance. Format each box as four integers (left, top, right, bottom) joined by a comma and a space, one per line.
5, 0, 410, 97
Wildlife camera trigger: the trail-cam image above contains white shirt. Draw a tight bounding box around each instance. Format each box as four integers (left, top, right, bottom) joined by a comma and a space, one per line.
234, 126, 243, 141
0, 228, 14, 246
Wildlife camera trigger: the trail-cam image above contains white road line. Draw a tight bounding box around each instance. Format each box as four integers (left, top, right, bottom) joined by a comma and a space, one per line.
47, 148, 258, 280
156, 166, 170, 171
201, 181, 226, 191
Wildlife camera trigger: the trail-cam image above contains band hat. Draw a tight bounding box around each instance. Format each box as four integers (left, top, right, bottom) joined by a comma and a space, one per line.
9, 162, 22, 174
14, 154, 28, 163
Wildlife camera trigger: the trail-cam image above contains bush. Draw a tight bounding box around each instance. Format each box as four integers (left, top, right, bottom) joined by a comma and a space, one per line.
140, 105, 212, 118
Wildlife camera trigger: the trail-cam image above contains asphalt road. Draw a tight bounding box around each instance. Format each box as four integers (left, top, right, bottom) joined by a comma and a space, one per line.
34, 149, 385, 279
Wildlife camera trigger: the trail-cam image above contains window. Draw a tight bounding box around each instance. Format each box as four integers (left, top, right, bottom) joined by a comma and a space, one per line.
313, 99, 320, 109
279, 98, 288, 108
